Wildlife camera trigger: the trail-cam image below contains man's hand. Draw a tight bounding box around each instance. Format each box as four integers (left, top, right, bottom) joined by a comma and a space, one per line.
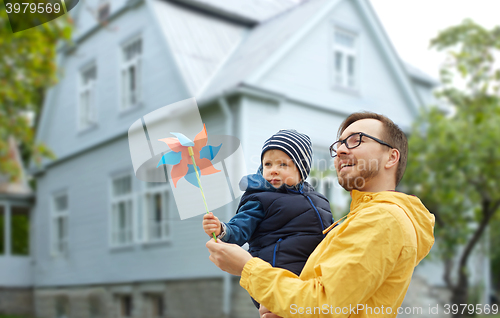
262, 314, 282, 318
206, 239, 253, 276
203, 212, 221, 237
259, 305, 283, 318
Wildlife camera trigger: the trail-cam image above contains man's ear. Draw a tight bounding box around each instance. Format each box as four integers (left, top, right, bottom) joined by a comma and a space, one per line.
385, 148, 400, 169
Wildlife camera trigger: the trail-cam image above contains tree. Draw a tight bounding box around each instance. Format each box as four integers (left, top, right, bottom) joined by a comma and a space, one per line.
491, 215, 500, 302
403, 19, 500, 317
0, 2, 72, 182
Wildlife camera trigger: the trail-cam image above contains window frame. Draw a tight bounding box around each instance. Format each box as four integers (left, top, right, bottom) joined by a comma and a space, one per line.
50, 191, 69, 258
142, 181, 172, 244
78, 62, 98, 131
331, 26, 359, 92
109, 173, 135, 248
120, 35, 143, 113
149, 294, 165, 318
55, 296, 70, 318
117, 294, 133, 318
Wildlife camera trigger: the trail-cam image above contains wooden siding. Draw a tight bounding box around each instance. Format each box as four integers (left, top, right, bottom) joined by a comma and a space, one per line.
39, 3, 190, 164
33, 136, 222, 287
72, 0, 129, 40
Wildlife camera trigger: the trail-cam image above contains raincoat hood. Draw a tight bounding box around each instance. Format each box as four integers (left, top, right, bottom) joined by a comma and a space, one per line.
350, 190, 435, 265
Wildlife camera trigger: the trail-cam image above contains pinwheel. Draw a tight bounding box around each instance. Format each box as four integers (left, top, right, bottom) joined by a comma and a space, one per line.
157, 124, 221, 240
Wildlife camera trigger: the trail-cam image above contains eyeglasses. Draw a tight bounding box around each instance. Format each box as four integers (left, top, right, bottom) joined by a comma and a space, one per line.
329, 132, 394, 157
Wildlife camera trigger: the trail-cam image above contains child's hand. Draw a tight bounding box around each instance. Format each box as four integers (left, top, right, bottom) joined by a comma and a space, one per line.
203, 212, 221, 237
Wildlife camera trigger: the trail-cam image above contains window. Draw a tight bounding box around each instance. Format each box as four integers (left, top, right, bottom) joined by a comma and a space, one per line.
111, 175, 134, 246
79, 64, 97, 130
147, 294, 165, 318
143, 182, 171, 242
0, 206, 4, 255
89, 296, 102, 318
332, 28, 357, 89
119, 295, 133, 318
55, 296, 69, 318
11, 206, 30, 255
319, 177, 335, 203
311, 149, 335, 202
52, 193, 68, 256
121, 37, 142, 111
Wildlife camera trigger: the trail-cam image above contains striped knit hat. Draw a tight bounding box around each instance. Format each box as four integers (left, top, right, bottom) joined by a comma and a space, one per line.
261, 129, 313, 181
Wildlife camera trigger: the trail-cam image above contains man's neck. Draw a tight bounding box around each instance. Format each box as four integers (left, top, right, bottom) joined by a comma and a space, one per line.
351, 183, 396, 194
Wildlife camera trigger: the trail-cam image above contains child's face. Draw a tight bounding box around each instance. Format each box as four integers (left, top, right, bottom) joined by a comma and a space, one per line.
262, 149, 301, 188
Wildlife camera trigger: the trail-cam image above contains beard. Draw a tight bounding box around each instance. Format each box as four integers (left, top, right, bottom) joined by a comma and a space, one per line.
337, 159, 380, 191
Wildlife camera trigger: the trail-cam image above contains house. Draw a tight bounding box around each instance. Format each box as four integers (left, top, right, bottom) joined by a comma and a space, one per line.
2, 0, 481, 317
0, 137, 34, 317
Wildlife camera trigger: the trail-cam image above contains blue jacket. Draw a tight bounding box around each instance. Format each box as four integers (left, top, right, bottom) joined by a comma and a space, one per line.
221, 171, 333, 276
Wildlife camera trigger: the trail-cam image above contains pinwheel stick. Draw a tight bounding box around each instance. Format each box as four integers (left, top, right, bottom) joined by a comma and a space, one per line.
188, 147, 217, 242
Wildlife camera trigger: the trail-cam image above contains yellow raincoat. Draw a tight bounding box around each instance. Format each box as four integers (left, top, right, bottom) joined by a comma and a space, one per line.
240, 190, 435, 317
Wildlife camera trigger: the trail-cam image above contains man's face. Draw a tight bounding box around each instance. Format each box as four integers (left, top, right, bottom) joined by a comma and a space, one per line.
334, 119, 389, 191
262, 149, 301, 188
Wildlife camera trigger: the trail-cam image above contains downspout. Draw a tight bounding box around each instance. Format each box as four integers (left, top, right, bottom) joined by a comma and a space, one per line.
218, 96, 233, 318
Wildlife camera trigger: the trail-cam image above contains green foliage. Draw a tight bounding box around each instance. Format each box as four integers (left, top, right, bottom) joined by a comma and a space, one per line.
0, 2, 72, 181
402, 19, 500, 293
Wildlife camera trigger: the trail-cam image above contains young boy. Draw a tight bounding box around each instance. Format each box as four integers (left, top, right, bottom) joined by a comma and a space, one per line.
203, 129, 333, 306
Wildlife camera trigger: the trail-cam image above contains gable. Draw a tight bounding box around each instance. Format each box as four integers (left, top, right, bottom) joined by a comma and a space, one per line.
150, 0, 247, 96
256, 0, 418, 128
198, 0, 332, 102
197, 0, 424, 129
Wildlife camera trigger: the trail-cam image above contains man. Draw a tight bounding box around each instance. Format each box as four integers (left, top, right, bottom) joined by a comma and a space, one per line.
206, 112, 435, 318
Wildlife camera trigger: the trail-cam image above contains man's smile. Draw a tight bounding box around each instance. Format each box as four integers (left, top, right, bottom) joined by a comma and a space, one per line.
338, 160, 356, 172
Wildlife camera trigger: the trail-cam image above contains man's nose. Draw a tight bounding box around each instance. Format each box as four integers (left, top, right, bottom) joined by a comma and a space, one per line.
336, 141, 349, 154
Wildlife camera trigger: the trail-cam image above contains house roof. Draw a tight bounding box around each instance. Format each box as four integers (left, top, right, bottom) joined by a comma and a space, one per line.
404, 62, 440, 87
170, 0, 303, 24
149, 0, 248, 96
188, 0, 431, 117
196, 0, 331, 102
37, 0, 437, 171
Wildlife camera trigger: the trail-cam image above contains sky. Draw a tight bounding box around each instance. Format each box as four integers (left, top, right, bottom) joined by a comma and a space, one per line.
369, 0, 499, 80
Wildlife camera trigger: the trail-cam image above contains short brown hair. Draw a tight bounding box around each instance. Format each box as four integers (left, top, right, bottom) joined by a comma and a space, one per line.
337, 112, 408, 185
